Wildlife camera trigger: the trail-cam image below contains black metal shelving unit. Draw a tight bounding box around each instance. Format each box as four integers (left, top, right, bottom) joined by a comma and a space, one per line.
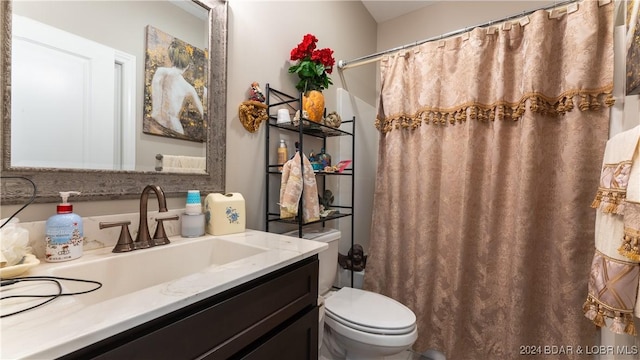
264, 84, 355, 286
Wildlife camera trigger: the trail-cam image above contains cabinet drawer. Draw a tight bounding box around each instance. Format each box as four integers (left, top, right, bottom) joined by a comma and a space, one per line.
74, 257, 318, 360
236, 306, 319, 360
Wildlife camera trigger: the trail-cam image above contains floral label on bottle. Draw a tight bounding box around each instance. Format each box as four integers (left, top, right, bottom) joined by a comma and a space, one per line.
45, 223, 83, 262
226, 207, 240, 224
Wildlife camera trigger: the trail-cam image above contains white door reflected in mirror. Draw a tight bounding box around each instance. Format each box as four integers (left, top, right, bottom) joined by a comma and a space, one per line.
11, 14, 136, 171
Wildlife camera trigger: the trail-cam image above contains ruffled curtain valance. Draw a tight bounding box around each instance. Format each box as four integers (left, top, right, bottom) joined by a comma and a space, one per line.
376, 0, 614, 133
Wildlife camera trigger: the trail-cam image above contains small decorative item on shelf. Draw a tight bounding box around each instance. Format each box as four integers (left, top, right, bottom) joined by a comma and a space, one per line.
323, 159, 352, 173
319, 189, 336, 217
324, 111, 342, 128
292, 110, 310, 127
238, 82, 268, 133
308, 150, 323, 171
276, 109, 291, 125
317, 148, 331, 168
248, 81, 265, 102
302, 90, 324, 124
288, 34, 335, 123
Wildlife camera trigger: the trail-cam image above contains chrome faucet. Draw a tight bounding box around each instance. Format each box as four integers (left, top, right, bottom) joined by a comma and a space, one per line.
135, 184, 176, 249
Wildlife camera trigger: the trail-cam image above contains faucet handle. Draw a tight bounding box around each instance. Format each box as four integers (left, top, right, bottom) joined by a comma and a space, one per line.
153, 215, 179, 246
99, 221, 135, 253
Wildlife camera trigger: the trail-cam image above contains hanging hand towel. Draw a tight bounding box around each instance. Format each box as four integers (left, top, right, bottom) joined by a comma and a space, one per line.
584, 125, 640, 336
619, 126, 640, 263
279, 152, 320, 223
591, 126, 640, 215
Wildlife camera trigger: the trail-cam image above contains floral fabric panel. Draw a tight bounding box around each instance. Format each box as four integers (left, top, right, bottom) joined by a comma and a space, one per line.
591, 160, 632, 215
584, 250, 639, 335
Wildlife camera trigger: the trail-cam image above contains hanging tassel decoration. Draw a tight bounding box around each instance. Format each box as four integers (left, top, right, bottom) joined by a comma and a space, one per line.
591, 191, 602, 209
624, 314, 637, 336
496, 105, 505, 121
583, 299, 598, 322
478, 109, 487, 122
469, 106, 477, 121
565, 96, 575, 112
604, 93, 616, 107
412, 115, 422, 130
579, 94, 590, 111
432, 112, 441, 125
590, 94, 601, 111
530, 96, 540, 112
556, 97, 567, 114
594, 309, 606, 328
513, 103, 525, 120
610, 313, 626, 334
618, 229, 640, 261
488, 108, 495, 122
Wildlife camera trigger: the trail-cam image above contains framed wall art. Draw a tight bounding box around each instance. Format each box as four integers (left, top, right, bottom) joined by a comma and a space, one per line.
143, 25, 208, 142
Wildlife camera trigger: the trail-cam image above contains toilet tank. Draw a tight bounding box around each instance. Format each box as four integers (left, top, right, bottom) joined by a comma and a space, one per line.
282, 228, 340, 295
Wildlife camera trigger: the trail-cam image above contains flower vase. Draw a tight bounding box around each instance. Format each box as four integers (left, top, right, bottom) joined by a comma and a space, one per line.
302, 90, 324, 123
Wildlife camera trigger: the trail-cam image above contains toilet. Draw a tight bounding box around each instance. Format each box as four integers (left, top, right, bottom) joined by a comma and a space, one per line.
283, 228, 418, 360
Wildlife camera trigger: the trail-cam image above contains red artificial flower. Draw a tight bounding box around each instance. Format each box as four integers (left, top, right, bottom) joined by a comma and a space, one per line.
288, 34, 335, 92
311, 48, 335, 73
290, 34, 317, 61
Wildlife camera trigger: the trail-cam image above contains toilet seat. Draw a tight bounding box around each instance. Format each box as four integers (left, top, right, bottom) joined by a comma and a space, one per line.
324, 287, 416, 335
324, 314, 418, 349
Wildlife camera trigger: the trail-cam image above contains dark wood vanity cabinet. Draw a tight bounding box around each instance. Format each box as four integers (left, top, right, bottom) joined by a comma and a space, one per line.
60, 256, 319, 360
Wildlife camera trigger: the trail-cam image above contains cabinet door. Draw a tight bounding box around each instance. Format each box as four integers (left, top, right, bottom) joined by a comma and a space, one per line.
64, 258, 318, 360
239, 306, 319, 360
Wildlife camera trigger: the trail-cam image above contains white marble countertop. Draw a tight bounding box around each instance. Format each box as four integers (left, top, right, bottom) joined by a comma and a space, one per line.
0, 230, 327, 359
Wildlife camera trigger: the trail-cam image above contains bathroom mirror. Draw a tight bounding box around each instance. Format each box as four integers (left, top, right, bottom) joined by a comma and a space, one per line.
0, 0, 227, 204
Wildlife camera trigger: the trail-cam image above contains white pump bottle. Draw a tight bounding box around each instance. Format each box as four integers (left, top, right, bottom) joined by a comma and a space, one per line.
44, 191, 83, 262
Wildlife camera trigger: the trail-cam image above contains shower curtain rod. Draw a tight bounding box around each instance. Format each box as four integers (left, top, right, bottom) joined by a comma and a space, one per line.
337, 0, 593, 70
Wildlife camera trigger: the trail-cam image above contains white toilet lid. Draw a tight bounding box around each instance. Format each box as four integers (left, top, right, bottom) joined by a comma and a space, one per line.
324, 287, 416, 335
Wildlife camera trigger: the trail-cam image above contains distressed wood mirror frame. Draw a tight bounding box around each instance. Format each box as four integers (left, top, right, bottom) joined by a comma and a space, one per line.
0, 0, 227, 205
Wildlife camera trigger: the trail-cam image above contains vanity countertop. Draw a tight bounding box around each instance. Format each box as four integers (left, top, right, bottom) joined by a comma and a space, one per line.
0, 230, 327, 359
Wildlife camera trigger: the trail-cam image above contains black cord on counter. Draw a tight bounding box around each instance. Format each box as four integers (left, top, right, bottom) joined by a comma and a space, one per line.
0, 176, 37, 228
0, 276, 103, 318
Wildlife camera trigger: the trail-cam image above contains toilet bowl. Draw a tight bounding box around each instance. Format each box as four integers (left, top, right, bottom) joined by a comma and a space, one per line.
323, 287, 418, 360
283, 228, 418, 360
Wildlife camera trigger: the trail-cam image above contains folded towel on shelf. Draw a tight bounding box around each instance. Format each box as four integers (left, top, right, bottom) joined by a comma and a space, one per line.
155, 154, 206, 174
584, 125, 640, 336
159, 167, 207, 174
279, 151, 320, 223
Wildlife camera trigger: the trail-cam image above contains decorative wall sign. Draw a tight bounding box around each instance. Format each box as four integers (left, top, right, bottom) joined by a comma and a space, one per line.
143, 25, 208, 142
627, 0, 640, 95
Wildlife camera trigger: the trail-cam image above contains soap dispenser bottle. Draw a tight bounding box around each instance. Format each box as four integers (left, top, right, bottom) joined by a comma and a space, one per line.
45, 191, 83, 262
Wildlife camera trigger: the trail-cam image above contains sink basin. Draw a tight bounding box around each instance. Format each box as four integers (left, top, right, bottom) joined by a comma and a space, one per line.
45, 236, 268, 306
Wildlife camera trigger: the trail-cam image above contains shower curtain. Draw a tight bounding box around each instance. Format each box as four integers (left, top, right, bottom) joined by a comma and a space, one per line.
363, 2, 615, 359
